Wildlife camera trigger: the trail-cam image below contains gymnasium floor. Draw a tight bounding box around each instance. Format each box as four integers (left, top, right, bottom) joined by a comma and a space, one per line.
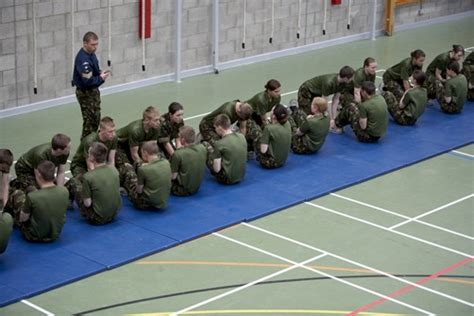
0, 17, 473, 316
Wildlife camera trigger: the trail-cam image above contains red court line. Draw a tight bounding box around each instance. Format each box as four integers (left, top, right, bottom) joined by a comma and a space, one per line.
347, 257, 474, 315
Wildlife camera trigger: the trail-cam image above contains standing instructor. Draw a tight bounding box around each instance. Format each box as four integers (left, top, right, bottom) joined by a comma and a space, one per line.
73, 32, 110, 139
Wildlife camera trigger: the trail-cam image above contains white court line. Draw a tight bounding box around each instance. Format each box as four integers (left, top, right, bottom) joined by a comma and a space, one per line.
376, 76, 383, 79
172, 238, 328, 316
305, 202, 473, 258
243, 222, 474, 307
281, 90, 298, 97
21, 300, 54, 316
390, 194, 474, 230
207, 232, 434, 316
451, 150, 474, 158
331, 193, 474, 241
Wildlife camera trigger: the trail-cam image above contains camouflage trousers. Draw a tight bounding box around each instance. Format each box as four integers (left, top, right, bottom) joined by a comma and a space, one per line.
0, 209, 13, 253
383, 91, 416, 126
171, 180, 194, 196
382, 76, 404, 102
76, 88, 101, 139
256, 152, 281, 169
335, 103, 380, 143
115, 143, 134, 185
462, 64, 474, 101
288, 109, 314, 154
205, 153, 235, 184
436, 82, 463, 114
339, 92, 356, 109
70, 160, 88, 178
425, 74, 438, 100
199, 119, 262, 152
65, 175, 116, 224
12, 158, 37, 191
121, 163, 153, 209
297, 84, 321, 115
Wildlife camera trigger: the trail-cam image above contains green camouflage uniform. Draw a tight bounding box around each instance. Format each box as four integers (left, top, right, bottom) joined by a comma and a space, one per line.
199, 101, 262, 151
437, 74, 468, 114
256, 121, 292, 169
462, 52, 474, 101
207, 133, 247, 184
12, 143, 69, 191
76, 88, 101, 139
159, 113, 184, 158
425, 52, 450, 99
170, 144, 207, 196
336, 95, 388, 143
246, 91, 281, 127
290, 109, 330, 154
298, 74, 343, 114
340, 67, 376, 108
383, 87, 427, 125
383, 57, 419, 101
0, 204, 13, 254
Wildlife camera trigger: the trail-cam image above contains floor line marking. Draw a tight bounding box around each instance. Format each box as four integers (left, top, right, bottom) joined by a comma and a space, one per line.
331, 193, 474, 240
243, 222, 473, 306
389, 194, 474, 230
131, 309, 411, 315
171, 237, 327, 316
304, 202, 473, 258
348, 257, 474, 315
21, 300, 55, 316
451, 150, 474, 158
281, 90, 298, 97
210, 233, 432, 316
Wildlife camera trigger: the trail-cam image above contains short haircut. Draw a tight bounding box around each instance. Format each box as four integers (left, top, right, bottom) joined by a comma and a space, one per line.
273, 104, 288, 124
452, 44, 464, 55
179, 126, 196, 144
89, 142, 108, 164
412, 70, 426, 86
410, 49, 425, 59
363, 57, 376, 67
51, 133, 71, 150
238, 102, 253, 120
141, 140, 159, 156
214, 114, 231, 129
0, 149, 14, 167
264, 79, 281, 91
143, 106, 159, 120
361, 81, 376, 95
446, 60, 460, 74
36, 160, 56, 182
99, 116, 115, 130
168, 102, 184, 114
83, 31, 98, 43
312, 97, 328, 113
339, 66, 355, 79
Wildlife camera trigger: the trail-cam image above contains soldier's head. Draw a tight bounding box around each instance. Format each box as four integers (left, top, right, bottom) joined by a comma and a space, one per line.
168, 102, 184, 124
35, 160, 56, 184
360, 81, 376, 100
410, 49, 426, 68
265, 79, 281, 99
0, 149, 13, 174
142, 106, 160, 130
88, 142, 108, 164
51, 133, 71, 157
214, 114, 231, 136
338, 66, 355, 83
98, 116, 116, 142
140, 141, 159, 163
411, 70, 426, 87
363, 57, 378, 76
311, 97, 328, 115
450, 45, 465, 61
83, 31, 99, 54
178, 126, 196, 146
236, 102, 253, 121
446, 60, 461, 76
272, 104, 288, 125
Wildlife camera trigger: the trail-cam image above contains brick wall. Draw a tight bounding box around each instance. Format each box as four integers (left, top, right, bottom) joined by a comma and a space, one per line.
0, 0, 472, 111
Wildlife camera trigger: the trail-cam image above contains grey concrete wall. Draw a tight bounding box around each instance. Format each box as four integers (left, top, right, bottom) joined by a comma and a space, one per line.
0, 0, 472, 111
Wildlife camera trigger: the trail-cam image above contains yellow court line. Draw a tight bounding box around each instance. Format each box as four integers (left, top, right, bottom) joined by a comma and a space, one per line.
135, 260, 473, 285
127, 309, 410, 316
136, 260, 371, 273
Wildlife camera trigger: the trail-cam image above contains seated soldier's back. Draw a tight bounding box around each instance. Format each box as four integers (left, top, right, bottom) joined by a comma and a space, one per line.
216, 133, 247, 184
138, 158, 171, 209
83, 165, 121, 219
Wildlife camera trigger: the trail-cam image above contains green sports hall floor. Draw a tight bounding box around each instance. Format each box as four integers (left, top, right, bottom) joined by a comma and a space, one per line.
0, 16, 473, 316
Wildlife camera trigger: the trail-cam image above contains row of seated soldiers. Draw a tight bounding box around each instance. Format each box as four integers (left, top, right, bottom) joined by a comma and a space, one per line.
1, 46, 473, 251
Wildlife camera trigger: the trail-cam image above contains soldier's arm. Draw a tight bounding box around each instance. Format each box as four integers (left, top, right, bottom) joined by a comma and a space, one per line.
164, 142, 175, 157
260, 143, 269, 154
353, 87, 362, 103
212, 158, 222, 173
107, 149, 116, 167
56, 164, 66, 186
130, 146, 141, 163
75, 59, 105, 88
171, 172, 178, 180
402, 80, 411, 91
83, 198, 92, 208
239, 120, 248, 136
1, 172, 9, 207
359, 117, 368, 130
399, 89, 410, 108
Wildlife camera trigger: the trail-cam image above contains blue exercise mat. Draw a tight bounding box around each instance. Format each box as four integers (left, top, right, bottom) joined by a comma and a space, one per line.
0, 101, 473, 307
